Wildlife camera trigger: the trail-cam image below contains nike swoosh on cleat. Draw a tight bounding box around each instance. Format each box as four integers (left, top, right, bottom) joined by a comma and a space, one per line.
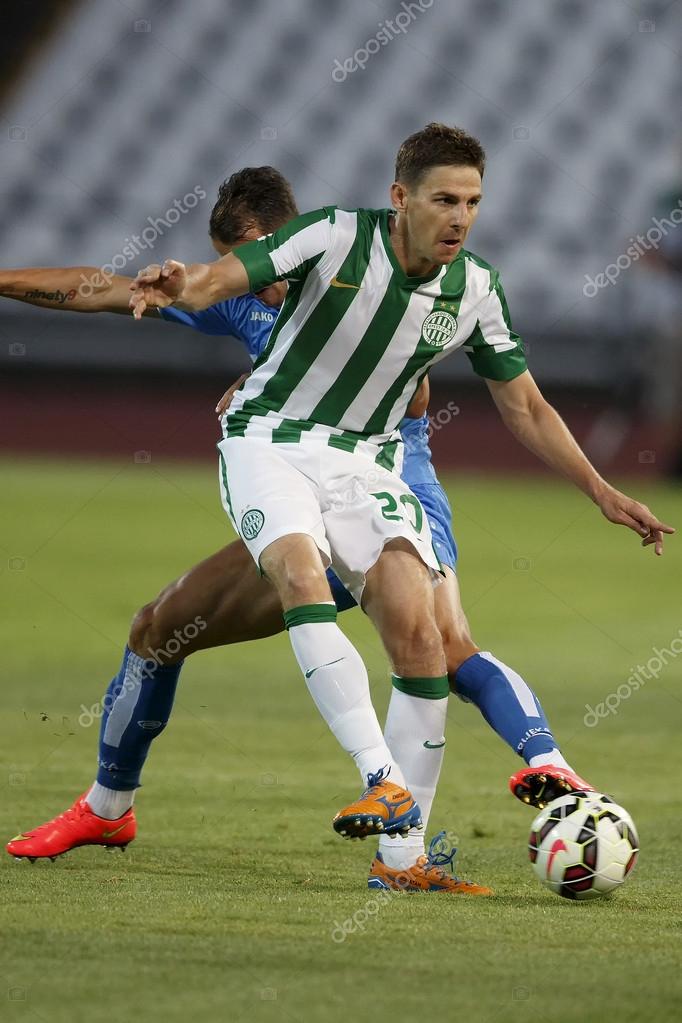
10, 835, 31, 842
304, 657, 345, 680
423, 740, 446, 749
102, 822, 131, 839
330, 276, 361, 290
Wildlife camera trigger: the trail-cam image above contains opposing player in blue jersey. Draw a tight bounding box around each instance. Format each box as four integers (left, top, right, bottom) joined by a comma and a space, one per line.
4, 167, 593, 891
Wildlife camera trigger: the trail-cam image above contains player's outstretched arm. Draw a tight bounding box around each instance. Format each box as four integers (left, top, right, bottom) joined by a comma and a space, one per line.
486, 370, 675, 555
129, 255, 250, 319
0, 266, 147, 314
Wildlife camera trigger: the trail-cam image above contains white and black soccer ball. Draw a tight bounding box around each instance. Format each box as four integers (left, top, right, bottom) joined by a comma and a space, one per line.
528, 792, 639, 900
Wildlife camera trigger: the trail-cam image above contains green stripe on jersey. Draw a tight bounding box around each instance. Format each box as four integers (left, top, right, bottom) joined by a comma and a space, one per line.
465, 275, 527, 381
464, 322, 527, 380
271, 419, 316, 444
362, 256, 466, 435
233, 209, 332, 292
218, 450, 234, 519
309, 273, 413, 426
232, 213, 376, 428
252, 267, 322, 372
375, 439, 399, 470
328, 431, 361, 453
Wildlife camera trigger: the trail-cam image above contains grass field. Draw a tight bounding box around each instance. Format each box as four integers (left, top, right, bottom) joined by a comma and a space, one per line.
1, 456, 681, 1023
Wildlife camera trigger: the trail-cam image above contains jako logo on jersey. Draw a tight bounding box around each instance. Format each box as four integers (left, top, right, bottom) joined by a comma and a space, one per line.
420, 309, 457, 347
251, 311, 275, 322
241, 509, 265, 540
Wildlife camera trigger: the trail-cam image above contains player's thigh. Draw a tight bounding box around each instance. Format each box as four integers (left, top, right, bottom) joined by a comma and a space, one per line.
362, 538, 445, 675
432, 567, 478, 674
322, 451, 440, 606
130, 540, 285, 659
218, 436, 330, 574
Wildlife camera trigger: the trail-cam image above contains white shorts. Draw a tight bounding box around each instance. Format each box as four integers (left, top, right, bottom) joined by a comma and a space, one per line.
217, 434, 441, 603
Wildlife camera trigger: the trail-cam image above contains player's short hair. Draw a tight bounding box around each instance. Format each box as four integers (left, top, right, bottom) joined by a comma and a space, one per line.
395, 123, 485, 187
209, 166, 299, 244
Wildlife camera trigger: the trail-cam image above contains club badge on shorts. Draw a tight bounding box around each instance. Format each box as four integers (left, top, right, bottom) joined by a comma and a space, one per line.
420, 309, 458, 347
241, 509, 265, 540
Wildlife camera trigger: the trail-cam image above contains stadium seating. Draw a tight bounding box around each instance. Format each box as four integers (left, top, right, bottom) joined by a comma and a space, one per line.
0, 0, 679, 378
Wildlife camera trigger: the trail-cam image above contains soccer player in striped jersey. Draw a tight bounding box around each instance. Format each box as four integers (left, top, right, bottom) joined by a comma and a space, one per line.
128, 125, 672, 832
4, 167, 488, 892
4, 142, 671, 888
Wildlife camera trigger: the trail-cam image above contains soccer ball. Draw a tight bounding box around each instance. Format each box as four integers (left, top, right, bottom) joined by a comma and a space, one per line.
528, 792, 639, 900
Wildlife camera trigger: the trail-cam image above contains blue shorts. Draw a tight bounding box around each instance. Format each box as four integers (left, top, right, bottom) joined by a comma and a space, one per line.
327, 478, 457, 612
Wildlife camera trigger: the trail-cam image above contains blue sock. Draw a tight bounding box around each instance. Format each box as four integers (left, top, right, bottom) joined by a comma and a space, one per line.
452, 651, 562, 763
97, 646, 182, 791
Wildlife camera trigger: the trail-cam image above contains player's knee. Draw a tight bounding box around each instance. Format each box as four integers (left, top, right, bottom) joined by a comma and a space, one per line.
128, 602, 155, 656
390, 613, 443, 667
275, 561, 329, 606
442, 628, 479, 676
128, 598, 180, 662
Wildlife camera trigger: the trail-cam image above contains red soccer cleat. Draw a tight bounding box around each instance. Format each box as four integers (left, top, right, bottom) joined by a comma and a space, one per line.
510, 765, 597, 809
6, 794, 136, 861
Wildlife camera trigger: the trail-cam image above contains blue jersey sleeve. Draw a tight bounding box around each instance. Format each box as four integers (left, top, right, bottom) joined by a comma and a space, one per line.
158, 304, 236, 335
158, 295, 277, 363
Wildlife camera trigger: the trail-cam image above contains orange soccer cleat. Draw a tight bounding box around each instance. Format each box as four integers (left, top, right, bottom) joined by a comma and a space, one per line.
6, 794, 136, 862
368, 831, 493, 894
332, 767, 422, 840
510, 764, 597, 809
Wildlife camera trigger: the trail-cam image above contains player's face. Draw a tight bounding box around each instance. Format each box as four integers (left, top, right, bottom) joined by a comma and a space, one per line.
393, 164, 482, 267
212, 227, 287, 308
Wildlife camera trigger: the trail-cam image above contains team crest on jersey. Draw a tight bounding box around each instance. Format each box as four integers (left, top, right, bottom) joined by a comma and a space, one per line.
241, 509, 265, 540
420, 309, 458, 347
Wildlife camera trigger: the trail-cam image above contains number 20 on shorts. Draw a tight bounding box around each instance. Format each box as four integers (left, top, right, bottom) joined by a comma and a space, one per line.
370, 491, 423, 533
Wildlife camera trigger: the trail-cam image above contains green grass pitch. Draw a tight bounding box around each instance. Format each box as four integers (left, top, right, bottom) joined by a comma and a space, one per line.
1, 457, 681, 1022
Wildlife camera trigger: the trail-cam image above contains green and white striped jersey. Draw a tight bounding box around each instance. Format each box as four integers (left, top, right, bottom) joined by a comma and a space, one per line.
226, 206, 526, 458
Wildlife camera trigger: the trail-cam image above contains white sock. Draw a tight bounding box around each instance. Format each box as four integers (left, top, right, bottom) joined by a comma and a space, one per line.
86, 782, 135, 820
528, 749, 573, 771
288, 618, 406, 787
378, 687, 448, 870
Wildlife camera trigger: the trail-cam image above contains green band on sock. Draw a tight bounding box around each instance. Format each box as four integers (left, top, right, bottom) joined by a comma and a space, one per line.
391, 674, 450, 700
284, 603, 338, 630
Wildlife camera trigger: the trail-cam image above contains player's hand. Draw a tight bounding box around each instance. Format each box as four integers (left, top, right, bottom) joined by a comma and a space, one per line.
596, 484, 675, 555
128, 260, 187, 319
215, 372, 250, 416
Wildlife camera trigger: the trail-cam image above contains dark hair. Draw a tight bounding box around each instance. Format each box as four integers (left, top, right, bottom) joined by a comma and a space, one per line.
395, 123, 485, 187
209, 166, 299, 244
